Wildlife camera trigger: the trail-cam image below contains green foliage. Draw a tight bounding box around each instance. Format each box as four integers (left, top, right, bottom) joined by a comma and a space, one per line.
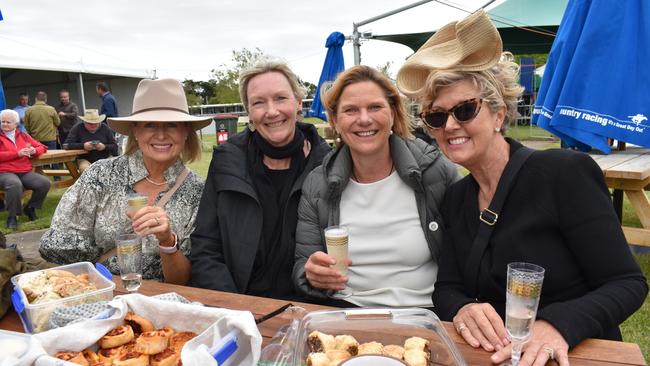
376, 61, 394, 79
621, 252, 650, 362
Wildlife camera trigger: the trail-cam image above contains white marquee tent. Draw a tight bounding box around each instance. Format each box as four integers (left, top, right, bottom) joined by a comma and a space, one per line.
0, 34, 154, 115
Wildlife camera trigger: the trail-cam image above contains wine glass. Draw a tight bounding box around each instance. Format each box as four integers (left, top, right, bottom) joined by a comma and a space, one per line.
504, 262, 545, 366
324, 225, 354, 298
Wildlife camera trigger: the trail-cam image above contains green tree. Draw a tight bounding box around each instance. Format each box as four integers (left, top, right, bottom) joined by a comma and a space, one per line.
210, 47, 269, 104
376, 61, 394, 79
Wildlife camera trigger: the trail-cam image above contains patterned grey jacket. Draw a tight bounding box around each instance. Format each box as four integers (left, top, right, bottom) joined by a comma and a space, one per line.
39, 150, 204, 281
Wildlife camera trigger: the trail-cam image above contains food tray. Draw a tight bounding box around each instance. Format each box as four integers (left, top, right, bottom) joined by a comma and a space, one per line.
292, 308, 466, 366
11, 262, 115, 333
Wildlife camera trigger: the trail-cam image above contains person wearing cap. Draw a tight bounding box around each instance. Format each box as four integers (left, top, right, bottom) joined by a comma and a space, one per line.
39, 78, 210, 284
0, 109, 50, 230
63, 109, 117, 173
292, 65, 459, 308
396, 10, 647, 365
189, 60, 331, 301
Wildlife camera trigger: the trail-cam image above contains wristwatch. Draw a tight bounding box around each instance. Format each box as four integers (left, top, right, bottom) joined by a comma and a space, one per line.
158, 233, 178, 254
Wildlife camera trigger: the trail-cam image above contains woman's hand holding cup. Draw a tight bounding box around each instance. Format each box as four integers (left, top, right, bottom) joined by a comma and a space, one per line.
305, 251, 351, 291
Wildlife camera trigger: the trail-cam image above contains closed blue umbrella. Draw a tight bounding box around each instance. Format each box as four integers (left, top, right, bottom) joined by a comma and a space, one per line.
533, 0, 650, 153
0, 71, 6, 111
308, 32, 345, 120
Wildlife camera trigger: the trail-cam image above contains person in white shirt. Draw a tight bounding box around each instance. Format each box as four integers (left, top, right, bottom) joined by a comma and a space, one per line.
293, 65, 459, 307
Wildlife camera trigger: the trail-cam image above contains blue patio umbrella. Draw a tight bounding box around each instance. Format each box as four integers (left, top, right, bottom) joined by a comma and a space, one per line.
308, 32, 345, 120
533, 0, 650, 153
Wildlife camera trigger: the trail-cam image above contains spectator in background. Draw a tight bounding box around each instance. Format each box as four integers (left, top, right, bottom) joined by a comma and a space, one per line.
64, 109, 117, 173
24, 91, 60, 151
13, 93, 29, 133
96, 82, 118, 124
0, 109, 50, 230
55, 90, 79, 146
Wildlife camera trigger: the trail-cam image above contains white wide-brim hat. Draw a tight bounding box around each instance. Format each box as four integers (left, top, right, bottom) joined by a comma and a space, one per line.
108, 78, 213, 135
396, 9, 503, 98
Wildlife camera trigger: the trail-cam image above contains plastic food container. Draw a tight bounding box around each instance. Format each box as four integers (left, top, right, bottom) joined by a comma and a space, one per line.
10, 262, 115, 333
293, 308, 466, 366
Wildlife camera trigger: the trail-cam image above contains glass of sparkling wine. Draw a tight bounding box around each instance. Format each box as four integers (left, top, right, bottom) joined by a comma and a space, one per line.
324, 225, 353, 298
126, 193, 148, 216
505, 262, 545, 366
116, 233, 143, 292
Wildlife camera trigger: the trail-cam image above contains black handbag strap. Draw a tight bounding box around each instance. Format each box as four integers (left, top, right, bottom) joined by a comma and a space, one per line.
463, 146, 535, 298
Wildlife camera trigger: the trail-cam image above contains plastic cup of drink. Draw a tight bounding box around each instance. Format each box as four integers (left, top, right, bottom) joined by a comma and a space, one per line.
115, 234, 143, 292
127, 193, 148, 215
324, 226, 349, 275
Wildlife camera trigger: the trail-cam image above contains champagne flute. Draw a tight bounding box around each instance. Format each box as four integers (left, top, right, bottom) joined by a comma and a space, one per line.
324, 225, 354, 298
504, 262, 545, 366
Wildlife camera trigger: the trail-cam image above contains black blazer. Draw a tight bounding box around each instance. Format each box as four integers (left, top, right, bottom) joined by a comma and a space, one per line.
432, 139, 648, 348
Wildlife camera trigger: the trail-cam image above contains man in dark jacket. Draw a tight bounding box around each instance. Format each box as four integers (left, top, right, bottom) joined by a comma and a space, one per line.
55, 90, 79, 146
63, 109, 117, 172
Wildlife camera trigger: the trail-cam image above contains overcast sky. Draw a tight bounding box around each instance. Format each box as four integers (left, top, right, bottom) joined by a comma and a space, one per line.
0, 0, 493, 84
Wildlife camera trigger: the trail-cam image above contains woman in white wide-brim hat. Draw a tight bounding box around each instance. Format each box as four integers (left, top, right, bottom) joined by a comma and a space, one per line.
40, 78, 211, 284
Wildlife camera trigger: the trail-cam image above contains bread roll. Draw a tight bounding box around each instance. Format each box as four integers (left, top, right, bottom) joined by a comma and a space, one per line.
124, 312, 155, 334
55, 351, 89, 365
404, 337, 429, 353
99, 325, 135, 348
112, 350, 149, 366
334, 335, 359, 355
151, 348, 180, 366
135, 330, 169, 354
326, 349, 352, 365
403, 349, 429, 366
383, 344, 405, 359
306, 352, 329, 366
358, 341, 383, 355
170, 331, 197, 353
308, 331, 336, 352
98, 347, 121, 363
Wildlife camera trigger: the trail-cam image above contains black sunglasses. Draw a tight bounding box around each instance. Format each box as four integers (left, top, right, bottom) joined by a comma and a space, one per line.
420, 98, 483, 129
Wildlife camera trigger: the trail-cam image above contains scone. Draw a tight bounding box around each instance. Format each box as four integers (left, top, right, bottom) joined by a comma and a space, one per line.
403, 349, 429, 366
99, 325, 135, 348
383, 344, 405, 359
306, 352, 329, 366
334, 335, 359, 355
404, 336, 429, 353
55, 351, 89, 365
308, 331, 336, 352
151, 348, 180, 366
357, 341, 383, 355
326, 349, 352, 365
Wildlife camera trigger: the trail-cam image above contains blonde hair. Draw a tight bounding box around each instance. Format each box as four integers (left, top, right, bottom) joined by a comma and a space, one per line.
321, 65, 413, 145
124, 123, 201, 163
419, 53, 524, 131
238, 59, 305, 111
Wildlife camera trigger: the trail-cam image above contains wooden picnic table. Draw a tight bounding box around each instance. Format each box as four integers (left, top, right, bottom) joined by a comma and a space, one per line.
30, 149, 86, 189
1, 278, 645, 365
590, 147, 650, 246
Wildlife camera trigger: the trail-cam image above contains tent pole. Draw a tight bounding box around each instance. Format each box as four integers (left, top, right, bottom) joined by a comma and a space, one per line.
351, 0, 435, 65
78, 73, 86, 113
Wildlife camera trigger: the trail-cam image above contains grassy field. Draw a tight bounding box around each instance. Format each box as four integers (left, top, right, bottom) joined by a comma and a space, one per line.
2, 128, 648, 361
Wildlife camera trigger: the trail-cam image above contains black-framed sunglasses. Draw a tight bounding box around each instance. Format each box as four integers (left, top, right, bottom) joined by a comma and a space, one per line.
419, 98, 483, 129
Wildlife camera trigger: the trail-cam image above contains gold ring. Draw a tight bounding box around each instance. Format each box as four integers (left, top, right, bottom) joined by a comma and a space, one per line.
543, 346, 555, 360
456, 323, 467, 333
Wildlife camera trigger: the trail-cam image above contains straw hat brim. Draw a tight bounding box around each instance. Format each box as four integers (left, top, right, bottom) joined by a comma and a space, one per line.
79, 115, 105, 124
107, 109, 213, 135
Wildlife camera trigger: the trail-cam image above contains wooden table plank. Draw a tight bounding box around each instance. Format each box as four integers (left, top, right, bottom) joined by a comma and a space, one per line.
604, 155, 650, 180
30, 149, 85, 188
1, 278, 645, 365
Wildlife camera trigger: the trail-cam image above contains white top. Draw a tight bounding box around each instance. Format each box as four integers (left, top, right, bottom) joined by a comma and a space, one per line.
340, 170, 437, 307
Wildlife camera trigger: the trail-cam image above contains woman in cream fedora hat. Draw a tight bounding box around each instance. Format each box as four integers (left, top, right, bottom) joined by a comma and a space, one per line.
63, 108, 117, 173
397, 10, 647, 365
40, 78, 211, 284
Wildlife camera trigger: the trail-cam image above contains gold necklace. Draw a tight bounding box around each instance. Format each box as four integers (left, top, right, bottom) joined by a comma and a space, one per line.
145, 176, 167, 186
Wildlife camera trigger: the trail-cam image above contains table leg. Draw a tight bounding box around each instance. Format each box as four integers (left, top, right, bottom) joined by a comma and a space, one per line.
613, 189, 624, 222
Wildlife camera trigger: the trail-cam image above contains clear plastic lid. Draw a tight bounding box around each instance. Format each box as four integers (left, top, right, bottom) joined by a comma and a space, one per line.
292, 308, 466, 366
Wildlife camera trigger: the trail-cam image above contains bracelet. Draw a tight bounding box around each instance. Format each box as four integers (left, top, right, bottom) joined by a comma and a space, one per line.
158, 232, 178, 254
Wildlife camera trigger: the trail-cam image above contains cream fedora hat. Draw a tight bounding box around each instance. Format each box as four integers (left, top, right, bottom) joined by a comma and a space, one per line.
108, 78, 213, 135
79, 109, 105, 124
396, 10, 503, 98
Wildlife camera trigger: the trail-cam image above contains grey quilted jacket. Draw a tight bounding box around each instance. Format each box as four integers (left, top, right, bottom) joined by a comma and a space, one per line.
292, 135, 460, 300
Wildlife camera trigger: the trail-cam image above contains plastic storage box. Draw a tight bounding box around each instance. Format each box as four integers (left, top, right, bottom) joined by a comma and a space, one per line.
293, 308, 466, 366
10, 262, 115, 333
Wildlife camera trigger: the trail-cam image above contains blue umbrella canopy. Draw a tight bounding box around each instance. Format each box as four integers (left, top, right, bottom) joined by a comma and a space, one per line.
308, 32, 345, 120
533, 0, 650, 153
0, 71, 6, 111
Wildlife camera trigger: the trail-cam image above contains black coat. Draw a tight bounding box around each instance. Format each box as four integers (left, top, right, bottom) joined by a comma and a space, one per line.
189, 123, 331, 299
432, 139, 648, 348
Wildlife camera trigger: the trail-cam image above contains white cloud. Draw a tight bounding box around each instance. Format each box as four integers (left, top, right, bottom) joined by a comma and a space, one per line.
0, 0, 487, 83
